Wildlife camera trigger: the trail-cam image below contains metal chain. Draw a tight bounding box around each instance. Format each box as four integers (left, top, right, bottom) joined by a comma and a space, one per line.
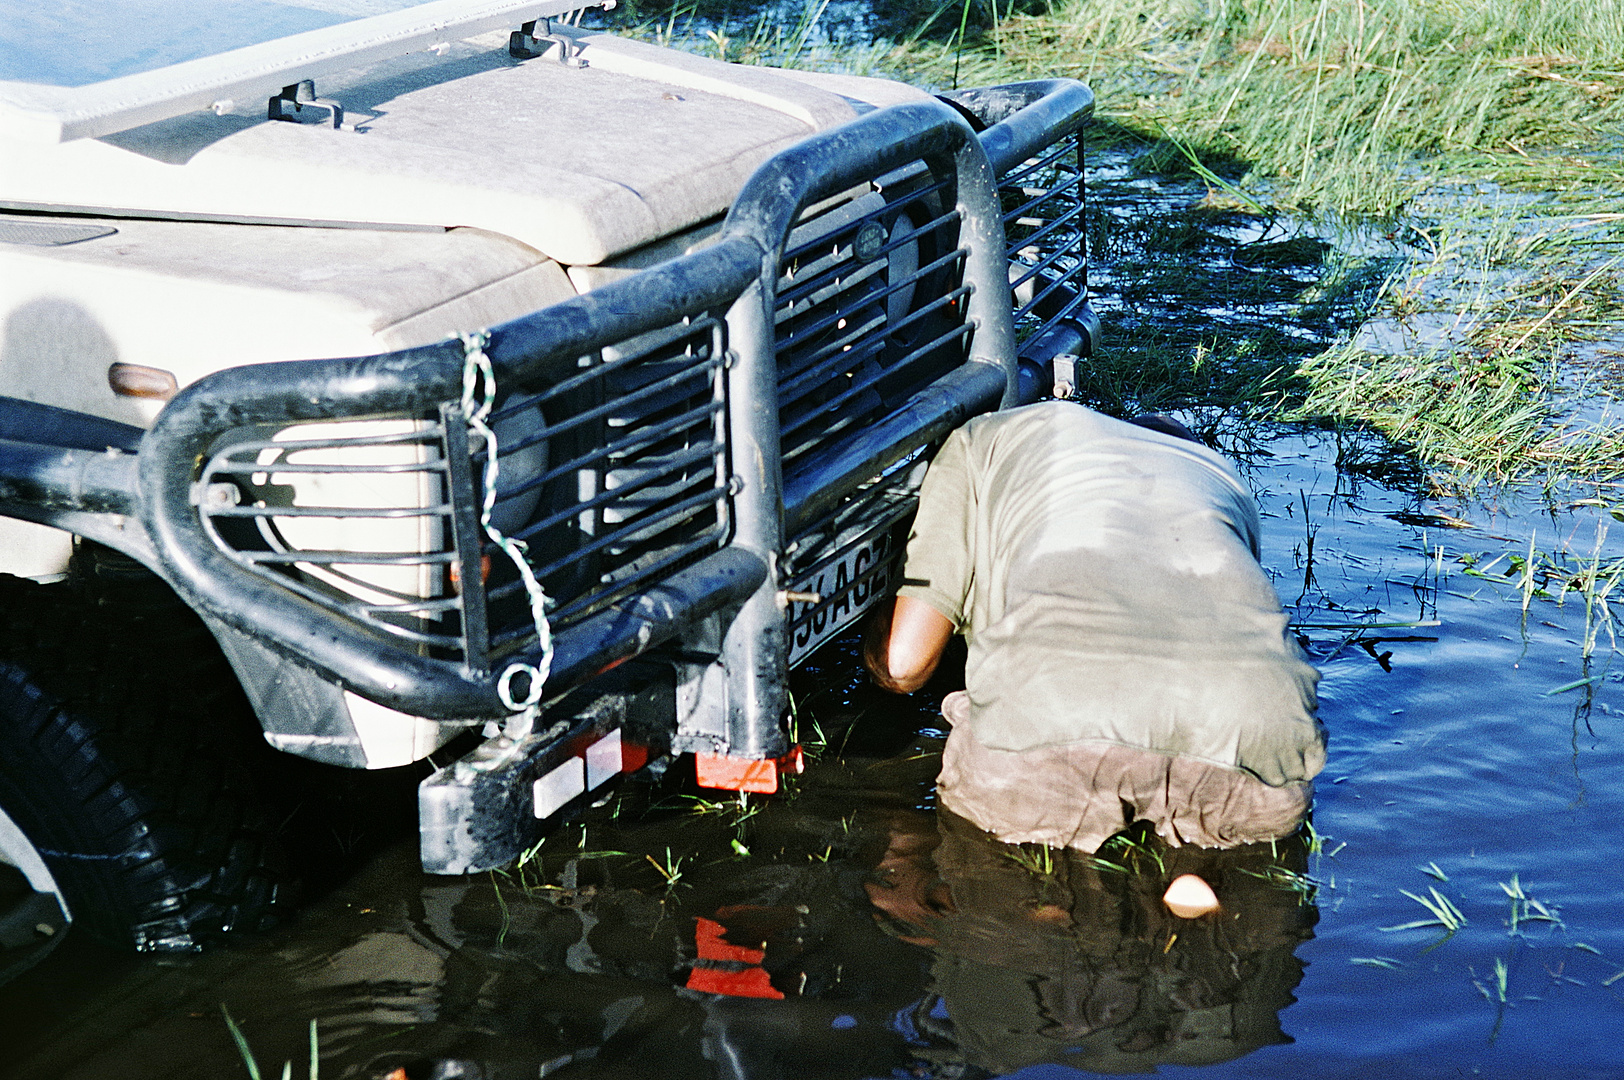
459, 331, 553, 725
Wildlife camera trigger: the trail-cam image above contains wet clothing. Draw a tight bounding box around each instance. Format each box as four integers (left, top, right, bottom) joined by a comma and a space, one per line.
936, 708, 1313, 850
897, 402, 1323, 850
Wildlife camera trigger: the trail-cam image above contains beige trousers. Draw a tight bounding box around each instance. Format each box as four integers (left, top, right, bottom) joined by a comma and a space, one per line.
935, 691, 1313, 852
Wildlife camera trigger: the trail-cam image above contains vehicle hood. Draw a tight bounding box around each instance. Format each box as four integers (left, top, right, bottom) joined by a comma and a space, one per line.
0, 30, 930, 266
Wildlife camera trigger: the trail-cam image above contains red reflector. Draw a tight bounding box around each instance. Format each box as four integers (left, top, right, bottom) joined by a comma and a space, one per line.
684, 966, 784, 999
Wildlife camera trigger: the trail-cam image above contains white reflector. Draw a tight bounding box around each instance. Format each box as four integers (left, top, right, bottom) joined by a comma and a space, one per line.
585, 729, 623, 790
533, 757, 585, 819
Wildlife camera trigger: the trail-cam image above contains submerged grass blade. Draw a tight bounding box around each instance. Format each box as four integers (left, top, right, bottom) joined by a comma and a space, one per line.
1382, 887, 1467, 934
1546, 674, 1606, 696
221, 1006, 263, 1080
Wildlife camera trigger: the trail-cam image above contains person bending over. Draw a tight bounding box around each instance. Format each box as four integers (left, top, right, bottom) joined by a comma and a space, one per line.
863, 401, 1324, 851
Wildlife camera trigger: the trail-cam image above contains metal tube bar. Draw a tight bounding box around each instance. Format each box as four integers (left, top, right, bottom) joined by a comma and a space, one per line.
495, 481, 725, 594
215, 427, 449, 455
495, 354, 723, 450
0, 439, 140, 516
505, 442, 716, 543
496, 399, 721, 499
778, 276, 971, 396
1004, 201, 1087, 272
490, 530, 726, 646
1009, 236, 1085, 294
1001, 171, 1082, 225
778, 243, 967, 349
204, 504, 451, 520
998, 141, 1078, 191
779, 304, 975, 439
783, 361, 1006, 532
241, 550, 456, 566
206, 459, 449, 477
940, 79, 1095, 175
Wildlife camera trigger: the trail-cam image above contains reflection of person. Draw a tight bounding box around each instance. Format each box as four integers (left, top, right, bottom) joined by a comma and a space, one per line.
864, 809, 1317, 1074
864, 402, 1324, 851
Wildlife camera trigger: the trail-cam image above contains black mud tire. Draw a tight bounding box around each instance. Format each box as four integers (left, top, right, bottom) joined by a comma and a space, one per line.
0, 568, 290, 952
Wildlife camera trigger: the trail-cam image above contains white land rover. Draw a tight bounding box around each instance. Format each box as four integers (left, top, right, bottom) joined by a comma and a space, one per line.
0, 0, 1094, 954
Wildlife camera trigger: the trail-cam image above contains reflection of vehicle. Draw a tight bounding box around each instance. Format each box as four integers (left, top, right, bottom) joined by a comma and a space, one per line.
0, 0, 1096, 949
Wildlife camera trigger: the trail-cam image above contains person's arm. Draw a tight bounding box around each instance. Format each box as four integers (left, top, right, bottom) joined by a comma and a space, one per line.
865, 424, 973, 693
863, 595, 954, 694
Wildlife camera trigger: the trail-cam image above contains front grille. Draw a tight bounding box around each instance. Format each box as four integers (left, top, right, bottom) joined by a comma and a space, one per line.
775, 170, 976, 474
1001, 130, 1088, 343
480, 317, 730, 662
196, 316, 731, 669
198, 418, 462, 653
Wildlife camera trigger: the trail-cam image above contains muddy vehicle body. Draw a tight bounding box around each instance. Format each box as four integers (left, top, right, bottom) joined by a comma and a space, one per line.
0, 0, 1095, 952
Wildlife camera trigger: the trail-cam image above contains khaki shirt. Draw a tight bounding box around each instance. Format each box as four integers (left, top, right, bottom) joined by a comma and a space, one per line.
897, 403, 1323, 787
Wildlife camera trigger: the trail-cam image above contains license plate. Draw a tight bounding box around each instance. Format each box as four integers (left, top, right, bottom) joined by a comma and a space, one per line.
786, 526, 899, 667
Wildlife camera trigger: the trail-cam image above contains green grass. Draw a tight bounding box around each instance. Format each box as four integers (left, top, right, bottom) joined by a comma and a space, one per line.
1002, 841, 1058, 876
1381, 884, 1467, 935
608, 0, 1624, 485
646, 846, 690, 890
910, 0, 1624, 484
1089, 829, 1168, 874
1456, 521, 1624, 659
221, 1007, 319, 1080
894, 0, 1624, 216
1500, 873, 1563, 934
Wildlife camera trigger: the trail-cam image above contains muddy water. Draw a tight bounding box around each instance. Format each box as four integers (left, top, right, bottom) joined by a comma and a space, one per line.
2, 428, 1622, 1078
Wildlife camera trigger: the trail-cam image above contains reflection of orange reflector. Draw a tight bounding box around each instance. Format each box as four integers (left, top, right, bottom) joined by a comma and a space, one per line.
694, 917, 765, 963
685, 965, 784, 999
694, 746, 804, 793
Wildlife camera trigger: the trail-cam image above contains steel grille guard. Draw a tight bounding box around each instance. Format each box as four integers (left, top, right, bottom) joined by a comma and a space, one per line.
1, 80, 1095, 727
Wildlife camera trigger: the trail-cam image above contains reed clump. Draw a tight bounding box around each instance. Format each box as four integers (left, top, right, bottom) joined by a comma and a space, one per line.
900, 0, 1624, 216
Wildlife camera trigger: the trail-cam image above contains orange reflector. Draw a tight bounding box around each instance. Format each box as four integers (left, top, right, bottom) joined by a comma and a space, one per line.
695, 751, 783, 793
685, 965, 783, 999
107, 363, 178, 401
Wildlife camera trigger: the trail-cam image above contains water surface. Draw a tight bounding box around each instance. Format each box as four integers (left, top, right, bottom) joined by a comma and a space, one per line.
3, 423, 1621, 1079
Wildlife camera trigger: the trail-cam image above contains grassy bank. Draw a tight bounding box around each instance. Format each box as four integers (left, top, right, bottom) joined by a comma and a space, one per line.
609, 0, 1624, 489
898, 0, 1624, 488
900, 0, 1624, 216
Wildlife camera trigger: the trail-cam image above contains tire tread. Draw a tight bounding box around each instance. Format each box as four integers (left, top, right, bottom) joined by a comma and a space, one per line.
0, 570, 288, 951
